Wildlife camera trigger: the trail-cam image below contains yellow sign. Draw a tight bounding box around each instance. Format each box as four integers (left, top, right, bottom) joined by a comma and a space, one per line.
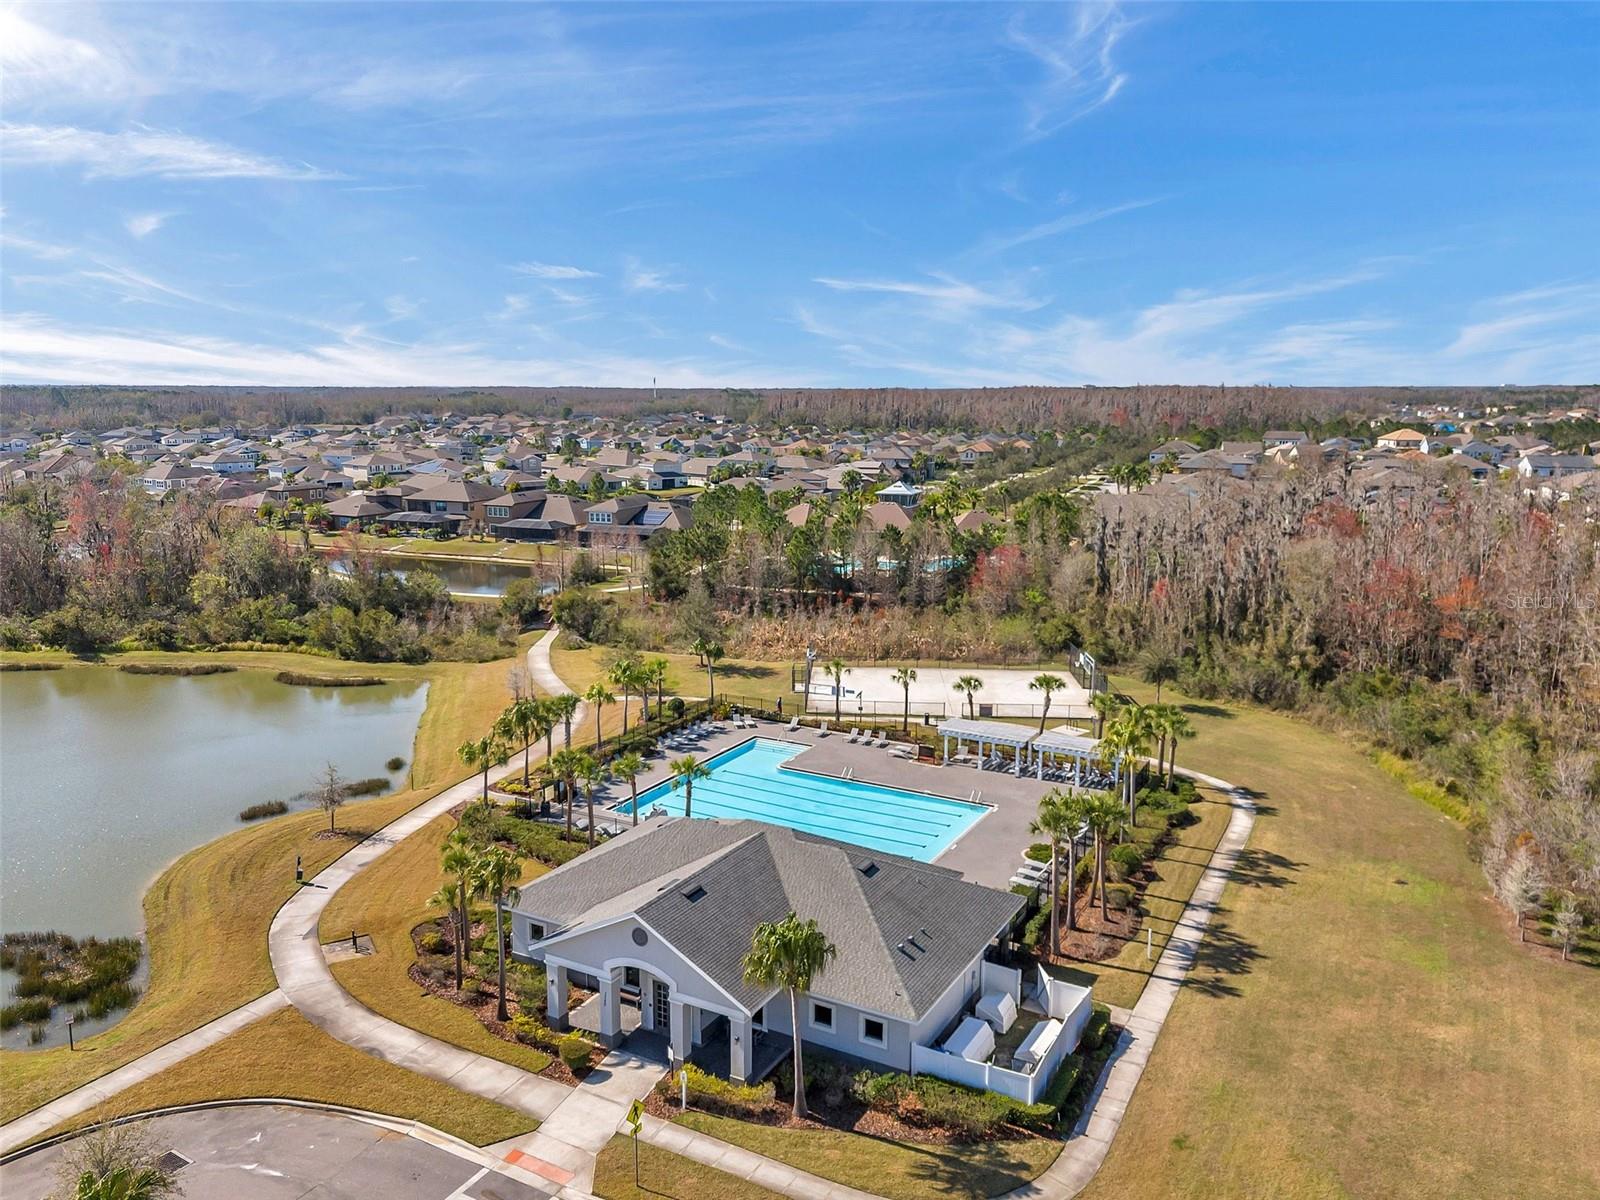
626, 1099, 644, 1131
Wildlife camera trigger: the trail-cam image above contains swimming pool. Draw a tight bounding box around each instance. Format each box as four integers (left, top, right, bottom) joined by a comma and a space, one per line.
615, 738, 987, 861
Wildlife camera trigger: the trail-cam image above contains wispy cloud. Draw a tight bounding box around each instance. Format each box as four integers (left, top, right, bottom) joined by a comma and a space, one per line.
124, 212, 172, 239
977, 197, 1163, 256
0, 9, 141, 104
623, 256, 683, 293
511, 261, 600, 280
1, 123, 339, 181
814, 272, 1038, 313
1005, 3, 1133, 139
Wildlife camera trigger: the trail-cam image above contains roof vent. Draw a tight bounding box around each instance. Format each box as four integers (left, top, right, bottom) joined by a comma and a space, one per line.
858, 861, 880, 878
683, 885, 707, 903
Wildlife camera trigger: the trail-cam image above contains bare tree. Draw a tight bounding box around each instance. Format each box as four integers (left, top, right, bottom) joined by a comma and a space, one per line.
315, 762, 346, 833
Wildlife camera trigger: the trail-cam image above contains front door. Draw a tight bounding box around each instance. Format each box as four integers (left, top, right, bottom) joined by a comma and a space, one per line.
653, 980, 670, 1031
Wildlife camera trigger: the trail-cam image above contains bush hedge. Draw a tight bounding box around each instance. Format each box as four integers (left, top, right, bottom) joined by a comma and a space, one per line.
559, 1031, 593, 1072
673, 1063, 777, 1115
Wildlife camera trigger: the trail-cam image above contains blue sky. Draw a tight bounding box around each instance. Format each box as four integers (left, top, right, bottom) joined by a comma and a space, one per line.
2, 2, 1596, 387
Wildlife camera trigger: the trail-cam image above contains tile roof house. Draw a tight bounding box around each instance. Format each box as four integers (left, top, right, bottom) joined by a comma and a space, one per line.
509, 817, 1023, 1080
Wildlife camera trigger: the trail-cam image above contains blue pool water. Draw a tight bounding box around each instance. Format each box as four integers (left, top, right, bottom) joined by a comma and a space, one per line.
616, 738, 987, 861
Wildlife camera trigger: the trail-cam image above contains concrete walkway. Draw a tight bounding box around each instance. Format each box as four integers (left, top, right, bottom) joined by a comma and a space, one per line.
0, 991, 289, 1155
995, 769, 1256, 1199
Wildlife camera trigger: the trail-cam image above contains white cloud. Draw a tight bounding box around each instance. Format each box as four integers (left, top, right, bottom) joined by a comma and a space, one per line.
1005, 3, 1133, 139
0, 9, 139, 104
623, 257, 683, 293
1, 123, 339, 181
511, 261, 600, 279
814, 272, 1040, 314
0, 312, 759, 387
977, 197, 1162, 256
124, 212, 171, 239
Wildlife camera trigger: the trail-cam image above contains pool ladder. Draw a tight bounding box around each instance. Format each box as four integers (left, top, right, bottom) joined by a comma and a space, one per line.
841, 767, 855, 781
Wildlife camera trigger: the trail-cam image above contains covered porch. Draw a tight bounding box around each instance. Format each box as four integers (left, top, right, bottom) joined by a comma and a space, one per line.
1028, 727, 1118, 790
543, 952, 774, 1084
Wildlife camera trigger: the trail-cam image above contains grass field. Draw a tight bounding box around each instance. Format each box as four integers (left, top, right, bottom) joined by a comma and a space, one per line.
47, 1008, 537, 1147
672, 1112, 1062, 1200
0, 643, 523, 1124
593, 1134, 785, 1200
1078, 679, 1600, 1200
321, 811, 554, 1075
1048, 785, 1233, 1009
551, 639, 793, 712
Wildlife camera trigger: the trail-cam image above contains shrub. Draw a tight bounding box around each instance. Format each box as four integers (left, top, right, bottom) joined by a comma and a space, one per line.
1080, 1004, 1112, 1053
238, 800, 289, 822
1022, 908, 1050, 948
117, 662, 235, 676
386, 756, 407, 772
675, 1064, 776, 1115
510, 1013, 554, 1046
419, 931, 447, 955
1109, 843, 1145, 880
274, 670, 387, 687
0, 997, 51, 1030
559, 1031, 592, 1072
1104, 882, 1135, 911
1025, 842, 1052, 864
1035, 1054, 1084, 1123
342, 777, 389, 797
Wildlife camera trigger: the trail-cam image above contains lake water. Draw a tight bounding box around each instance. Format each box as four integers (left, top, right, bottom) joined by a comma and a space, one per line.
325, 553, 554, 598
0, 666, 427, 1047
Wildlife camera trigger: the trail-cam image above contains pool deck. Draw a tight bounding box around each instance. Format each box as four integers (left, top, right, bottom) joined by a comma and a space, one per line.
591, 718, 1051, 890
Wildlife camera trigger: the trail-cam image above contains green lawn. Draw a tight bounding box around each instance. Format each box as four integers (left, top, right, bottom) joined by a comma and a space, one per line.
1079, 679, 1600, 1200
1047, 784, 1233, 1009
45, 1008, 537, 1147
0, 643, 525, 1124
673, 1112, 1062, 1200
321, 810, 554, 1075
551, 638, 793, 712
593, 1135, 786, 1200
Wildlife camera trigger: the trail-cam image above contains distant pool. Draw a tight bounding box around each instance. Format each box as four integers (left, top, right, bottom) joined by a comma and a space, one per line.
616, 738, 987, 861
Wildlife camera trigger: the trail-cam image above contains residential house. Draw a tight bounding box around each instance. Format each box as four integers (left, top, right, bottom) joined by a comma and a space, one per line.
1375, 428, 1429, 452
1148, 439, 1199, 465
1517, 453, 1595, 480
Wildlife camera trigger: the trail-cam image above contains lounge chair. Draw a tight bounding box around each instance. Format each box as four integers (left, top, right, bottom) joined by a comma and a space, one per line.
818, 722, 831, 737
870, 734, 887, 749
847, 728, 861, 743
786, 716, 800, 732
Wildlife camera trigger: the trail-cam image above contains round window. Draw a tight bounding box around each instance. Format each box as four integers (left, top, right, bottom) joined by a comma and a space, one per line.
631, 928, 648, 947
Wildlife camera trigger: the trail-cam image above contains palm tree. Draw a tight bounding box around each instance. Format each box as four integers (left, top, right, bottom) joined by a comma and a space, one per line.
890, 666, 917, 732
954, 674, 984, 720
548, 748, 593, 838
550, 692, 581, 750
1030, 788, 1079, 956
1089, 690, 1121, 738
458, 734, 507, 807
1029, 672, 1068, 734
497, 696, 542, 787
476, 845, 524, 1022
824, 658, 850, 722
580, 756, 610, 848
607, 658, 639, 736
613, 751, 645, 827
429, 876, 465, 990
1139, 649, 1181, 702
1085, 794, 1129, 911
741, 912, 838, 1119
69, 1165, 177, 1200
1110, 702, 1158, 822
438, 830, 479, 990
701, 640, 725, 705
1161, 708, 1195, 788
584, 682, 615, 751
669, 754, 711, 819
648, 657, 670, 716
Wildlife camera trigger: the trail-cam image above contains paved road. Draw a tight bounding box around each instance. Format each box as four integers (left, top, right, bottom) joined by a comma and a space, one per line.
0, 1105, 548, 1200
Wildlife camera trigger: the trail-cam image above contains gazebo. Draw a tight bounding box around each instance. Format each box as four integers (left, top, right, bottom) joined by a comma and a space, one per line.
937, 718, 1038, 776
1029, 728, 1116, 788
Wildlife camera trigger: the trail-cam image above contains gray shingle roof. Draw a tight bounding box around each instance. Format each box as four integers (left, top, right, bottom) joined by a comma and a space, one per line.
515, 818, 1022, 1022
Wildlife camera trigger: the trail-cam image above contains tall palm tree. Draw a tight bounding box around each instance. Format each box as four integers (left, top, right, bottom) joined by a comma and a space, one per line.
1029, 672, 1068, 735
607, 658, 639, 736
429, 877, 465, 991
891, 666, 917, 732
701, 640, 725, 705
824, 658, 850, 722
497, 696, 541, 787
1085, 794, 1128, 912
1111, 703, 1158, 822
439, 830, 478, 990
741, 912, 837, 1119
548, 748, 592, 838
1160, 707, 1195, 788
476, 845, 524, 1022
1089, 690, 1121, 738
648, 657, 670, 716
580, 756, 610, 849
458, 735, 507, 807
953, 674, 984, 720
669, 754, 711, 819
612, 751, 645, 827
584, 682, 615, 751
550, 692, 581, 750
1030, 788, 1078, 956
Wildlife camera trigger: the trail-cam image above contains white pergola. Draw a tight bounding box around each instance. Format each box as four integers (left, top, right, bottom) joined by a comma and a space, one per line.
1029, 727, 1117, 788
937, 718, 1038, 776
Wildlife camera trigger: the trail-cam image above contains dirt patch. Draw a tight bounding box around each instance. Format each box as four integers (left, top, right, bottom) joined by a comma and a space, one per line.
1054, 892, 1140, 961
